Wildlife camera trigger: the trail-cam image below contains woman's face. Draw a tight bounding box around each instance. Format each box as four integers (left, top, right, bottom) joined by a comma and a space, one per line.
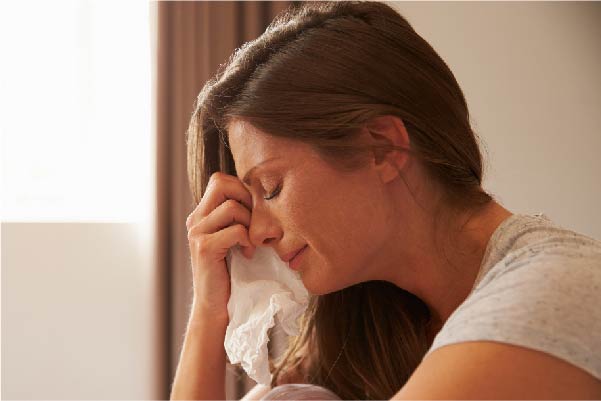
227, 119, 398, 295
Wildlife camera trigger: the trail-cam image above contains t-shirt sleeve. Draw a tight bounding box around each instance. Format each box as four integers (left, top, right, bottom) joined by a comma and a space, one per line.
423, 247, 601, 381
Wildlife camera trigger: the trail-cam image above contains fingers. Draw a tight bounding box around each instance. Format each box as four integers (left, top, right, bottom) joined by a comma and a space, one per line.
193, 223, 254, 263
186, 172, 253, 231
200, 198, 252, 233
186, 172, 256, 259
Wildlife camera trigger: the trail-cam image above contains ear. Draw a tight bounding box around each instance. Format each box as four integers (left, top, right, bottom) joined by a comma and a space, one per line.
364, 115, 411, 184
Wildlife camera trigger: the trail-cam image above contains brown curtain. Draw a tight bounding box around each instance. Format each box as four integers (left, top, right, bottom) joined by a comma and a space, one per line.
155, 1, 297, 400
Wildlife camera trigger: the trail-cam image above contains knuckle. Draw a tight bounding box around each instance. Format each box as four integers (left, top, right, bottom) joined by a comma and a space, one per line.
187, 225, 196, 241
236, 224, 248, 235
196, 236, 209, 255
206, 173, 220, 191
211, 171, 226, 184
187, 223, 202, 240
225, 198, 239, 211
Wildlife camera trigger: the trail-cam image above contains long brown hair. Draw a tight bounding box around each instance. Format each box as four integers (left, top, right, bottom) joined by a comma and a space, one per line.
185, 1, 493, 399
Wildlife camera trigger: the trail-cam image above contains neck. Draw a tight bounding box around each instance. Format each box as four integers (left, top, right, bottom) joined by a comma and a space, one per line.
379, 200, 513, 335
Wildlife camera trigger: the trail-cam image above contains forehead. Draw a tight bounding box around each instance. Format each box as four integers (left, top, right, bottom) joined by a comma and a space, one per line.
226, 119, 309, 172
227, 119, 277, 154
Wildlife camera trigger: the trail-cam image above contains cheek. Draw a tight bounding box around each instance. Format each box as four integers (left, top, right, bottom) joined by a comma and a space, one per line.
286, 189, 346, 248
280, 174, 384, 281
293, 208, 382, 294
300, 249, 363, 296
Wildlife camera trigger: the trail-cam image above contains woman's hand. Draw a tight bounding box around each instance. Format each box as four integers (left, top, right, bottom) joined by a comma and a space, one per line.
185, 171, 256, 321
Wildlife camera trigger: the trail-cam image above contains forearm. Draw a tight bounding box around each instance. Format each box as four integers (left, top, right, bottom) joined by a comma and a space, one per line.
170, 305, 228, 400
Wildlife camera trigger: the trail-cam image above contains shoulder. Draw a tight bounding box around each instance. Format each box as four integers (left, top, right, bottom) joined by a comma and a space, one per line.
448, 235, 601, 327
392, 340, 601, 399
428, 247, 601, 375
464, 225, 601, 317
477, 213, 601, 283
411, 232, 601, 397
393, 219, 601, 398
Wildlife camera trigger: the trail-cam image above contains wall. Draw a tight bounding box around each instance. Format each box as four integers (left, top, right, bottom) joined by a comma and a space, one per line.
1, 223, 161, 399
389, 1, 601, 239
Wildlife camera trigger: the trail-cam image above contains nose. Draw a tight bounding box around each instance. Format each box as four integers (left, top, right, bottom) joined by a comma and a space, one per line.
248, 207, 281, 248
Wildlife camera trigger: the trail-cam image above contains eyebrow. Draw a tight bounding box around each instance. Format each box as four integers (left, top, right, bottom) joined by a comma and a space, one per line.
241, 157, 281, 185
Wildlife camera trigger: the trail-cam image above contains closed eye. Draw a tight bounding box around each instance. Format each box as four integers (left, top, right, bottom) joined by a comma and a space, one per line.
264, 183, 282, 201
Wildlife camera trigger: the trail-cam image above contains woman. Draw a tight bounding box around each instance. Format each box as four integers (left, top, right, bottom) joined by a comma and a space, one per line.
173, 1, 601, 399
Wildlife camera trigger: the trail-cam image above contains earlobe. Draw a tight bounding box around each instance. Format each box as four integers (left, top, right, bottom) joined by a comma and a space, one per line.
365, 115, 411, 184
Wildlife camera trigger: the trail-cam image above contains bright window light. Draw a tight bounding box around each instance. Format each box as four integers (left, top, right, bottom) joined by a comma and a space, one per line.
0, 0, 153, 223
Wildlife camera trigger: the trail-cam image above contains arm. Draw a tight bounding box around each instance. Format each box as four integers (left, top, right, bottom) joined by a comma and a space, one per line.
391, 341, 601, 399
170, 304, 228, 400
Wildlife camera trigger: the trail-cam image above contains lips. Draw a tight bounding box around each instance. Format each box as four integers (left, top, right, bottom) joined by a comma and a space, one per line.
288, 245, 308, 270
280, 245, 307, 263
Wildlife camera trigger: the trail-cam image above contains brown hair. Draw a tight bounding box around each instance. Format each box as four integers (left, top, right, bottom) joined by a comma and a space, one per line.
186, 1, 493, 399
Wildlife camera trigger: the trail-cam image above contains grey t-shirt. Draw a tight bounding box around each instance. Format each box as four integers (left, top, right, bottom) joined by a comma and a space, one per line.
422, 212, 601, 381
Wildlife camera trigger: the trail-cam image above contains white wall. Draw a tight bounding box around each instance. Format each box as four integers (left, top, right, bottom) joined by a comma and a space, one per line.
1, 1, 160, 399
1, 222, 162, 400
389, 1, 601, 239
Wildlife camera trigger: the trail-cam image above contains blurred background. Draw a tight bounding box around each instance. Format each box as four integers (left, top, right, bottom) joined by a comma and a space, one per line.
1, 0, 600, 399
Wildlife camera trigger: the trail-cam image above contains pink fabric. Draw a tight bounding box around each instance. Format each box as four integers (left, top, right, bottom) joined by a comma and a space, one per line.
260, 384, 342, 400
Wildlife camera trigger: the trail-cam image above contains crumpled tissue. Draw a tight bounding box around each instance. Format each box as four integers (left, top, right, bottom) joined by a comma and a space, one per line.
224, 244, 309, 385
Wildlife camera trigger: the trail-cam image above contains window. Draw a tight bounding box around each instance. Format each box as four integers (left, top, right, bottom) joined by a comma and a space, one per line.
0, 0, 153, 223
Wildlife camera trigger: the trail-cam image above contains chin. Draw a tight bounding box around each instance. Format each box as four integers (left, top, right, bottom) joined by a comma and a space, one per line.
299, 272, 324, 296
299, 271, 340, 296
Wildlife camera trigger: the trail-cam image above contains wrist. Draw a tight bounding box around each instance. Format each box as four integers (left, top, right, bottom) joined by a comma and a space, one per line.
189, 301, 229, 326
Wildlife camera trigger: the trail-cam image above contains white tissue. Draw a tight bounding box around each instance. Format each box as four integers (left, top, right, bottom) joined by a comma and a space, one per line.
224, 244, 309, 385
